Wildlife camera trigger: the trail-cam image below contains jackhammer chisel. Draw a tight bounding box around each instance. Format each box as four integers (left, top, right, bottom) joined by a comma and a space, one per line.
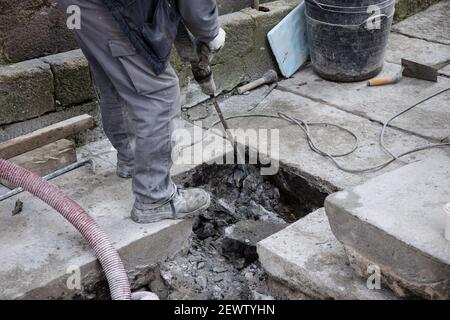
175, 24, 246, 166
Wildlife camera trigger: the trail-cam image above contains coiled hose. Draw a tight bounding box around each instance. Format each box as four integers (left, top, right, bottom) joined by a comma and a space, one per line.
0, 159, 132, 300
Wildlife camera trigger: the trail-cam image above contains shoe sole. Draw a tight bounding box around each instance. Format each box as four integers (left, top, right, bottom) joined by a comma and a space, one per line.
131, 193, 211, 224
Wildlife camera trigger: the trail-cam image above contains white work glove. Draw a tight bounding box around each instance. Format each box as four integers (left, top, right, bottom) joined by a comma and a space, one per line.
207, 28, 226, 54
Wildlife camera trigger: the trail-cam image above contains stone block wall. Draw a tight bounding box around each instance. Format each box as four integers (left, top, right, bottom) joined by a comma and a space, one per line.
0, 0, 444, 145
0, 1, 299, 144
0, 0, 276, 65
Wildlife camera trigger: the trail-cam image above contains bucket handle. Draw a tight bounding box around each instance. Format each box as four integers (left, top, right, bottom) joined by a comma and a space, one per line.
361, 13, 390, 26
310, 0, 395, 12
305, 11, 394, 29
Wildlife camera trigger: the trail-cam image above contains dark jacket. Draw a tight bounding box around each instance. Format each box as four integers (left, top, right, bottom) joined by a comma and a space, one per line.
102, 0, 219, 75
101, 0, 180, 75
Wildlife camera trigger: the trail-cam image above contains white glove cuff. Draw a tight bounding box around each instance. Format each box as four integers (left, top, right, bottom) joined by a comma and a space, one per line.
208, 28, 226, 53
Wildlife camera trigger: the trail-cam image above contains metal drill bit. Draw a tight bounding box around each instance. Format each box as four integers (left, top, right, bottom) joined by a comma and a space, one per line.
211, 96, 247, 169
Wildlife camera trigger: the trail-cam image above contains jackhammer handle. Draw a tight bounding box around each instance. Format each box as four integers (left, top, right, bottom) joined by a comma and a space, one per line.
237, 69, 278, 94
238, 78, 267, 94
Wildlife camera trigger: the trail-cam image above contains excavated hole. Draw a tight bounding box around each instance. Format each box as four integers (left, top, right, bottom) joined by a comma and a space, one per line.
78, 163, 328, 300
143, 163, 328, 300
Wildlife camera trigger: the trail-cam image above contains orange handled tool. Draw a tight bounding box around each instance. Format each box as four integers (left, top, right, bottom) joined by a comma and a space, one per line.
367, 59, 437, 87
367, 68, 403, 87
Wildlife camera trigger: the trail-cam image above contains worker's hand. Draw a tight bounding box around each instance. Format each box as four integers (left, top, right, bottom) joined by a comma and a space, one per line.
189, 28, 225, 97
207, 28, 226, 54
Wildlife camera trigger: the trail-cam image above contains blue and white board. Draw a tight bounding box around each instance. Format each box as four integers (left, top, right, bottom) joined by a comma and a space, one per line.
267, 2, 309, 78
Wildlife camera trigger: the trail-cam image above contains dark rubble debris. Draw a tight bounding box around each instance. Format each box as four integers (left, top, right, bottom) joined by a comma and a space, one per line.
12, 200, 23, 216
156, 165, 294, 300
222, 220, 287, 269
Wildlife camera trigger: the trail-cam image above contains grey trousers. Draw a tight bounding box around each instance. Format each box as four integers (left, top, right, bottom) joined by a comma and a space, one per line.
58, 0, 179, 207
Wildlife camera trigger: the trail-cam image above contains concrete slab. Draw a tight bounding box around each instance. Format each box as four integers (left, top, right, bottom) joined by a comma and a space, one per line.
0, 185, 10, 194
386, 33, 450, 69
440, 64, 450, 78
223, 220, 287, 267
0, 162, 193, 299
257, 208, 397, 299
278, 62, 450, 141
188, 88, 449, 193
325, 155, 450, 299
0, 121, 229, 299
392, 0, 450, 45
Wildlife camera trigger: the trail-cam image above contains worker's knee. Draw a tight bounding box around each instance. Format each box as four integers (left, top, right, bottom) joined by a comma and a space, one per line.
108, 38, 179, 96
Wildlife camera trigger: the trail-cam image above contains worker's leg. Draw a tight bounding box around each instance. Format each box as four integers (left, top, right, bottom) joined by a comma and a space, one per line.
86, 50, 135, 177
60, 0, 135, 174
58, 0, 178, 206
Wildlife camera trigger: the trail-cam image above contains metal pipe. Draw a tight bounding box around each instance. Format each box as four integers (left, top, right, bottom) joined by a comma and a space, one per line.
0, 158, 131, 300
0, 159, 94, 202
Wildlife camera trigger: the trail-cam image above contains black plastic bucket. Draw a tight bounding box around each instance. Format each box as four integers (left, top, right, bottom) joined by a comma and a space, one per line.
305, 0, 395, 82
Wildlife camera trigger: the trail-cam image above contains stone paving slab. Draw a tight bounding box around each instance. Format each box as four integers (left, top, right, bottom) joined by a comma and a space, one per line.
0, 185, 10, 194
440, 64, 450, 77
257, 208, 398, 299
392, 0, 450, 45
325, 154, 450, 299
278, 62, 450, 141
386, 33, 450, 69
0, 121, 228, 299
0, 163, 192, 299
188, 88, 449, 193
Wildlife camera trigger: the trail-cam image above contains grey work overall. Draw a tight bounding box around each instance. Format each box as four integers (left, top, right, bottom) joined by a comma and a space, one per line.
57, 0, 219, 208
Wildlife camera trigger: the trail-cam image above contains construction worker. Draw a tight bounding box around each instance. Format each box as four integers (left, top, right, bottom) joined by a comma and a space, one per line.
57, 0, 226, 223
